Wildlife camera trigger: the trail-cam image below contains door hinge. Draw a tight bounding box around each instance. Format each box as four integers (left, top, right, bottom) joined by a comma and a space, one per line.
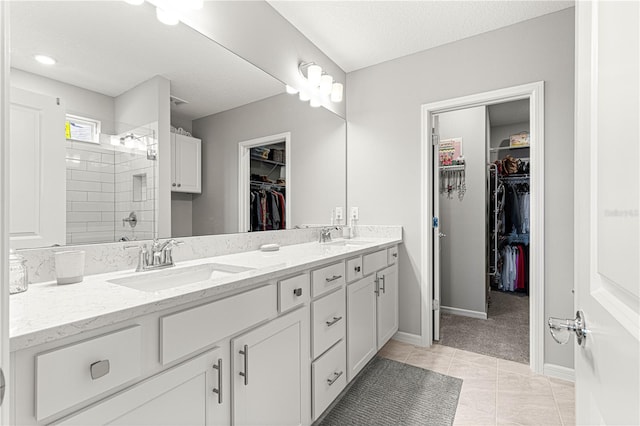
431, 133, 439, 146
432, 217, 439, 228
432, 299, 440, 310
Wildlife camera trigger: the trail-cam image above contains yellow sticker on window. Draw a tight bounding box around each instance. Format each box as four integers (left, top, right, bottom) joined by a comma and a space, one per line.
65, 121, 71, 139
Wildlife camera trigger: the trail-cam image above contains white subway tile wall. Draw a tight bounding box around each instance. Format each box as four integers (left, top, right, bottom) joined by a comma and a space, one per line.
65, 141, 156, 244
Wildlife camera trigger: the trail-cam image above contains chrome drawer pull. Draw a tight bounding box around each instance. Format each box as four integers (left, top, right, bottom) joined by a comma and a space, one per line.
326, 316, 343, 327
325, 274, 342, 282
327, 371, 343, 386
212, 358, 223, 404
374, 277, 380, 296
354, 266, 361, 273
392, 253, 398, 258
89, 360, 110, 380
379, 275, 386, 294
239, 345, 249, 386
293, 288, 303, 297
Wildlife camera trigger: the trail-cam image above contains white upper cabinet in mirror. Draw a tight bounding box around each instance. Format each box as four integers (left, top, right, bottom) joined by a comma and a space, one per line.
8, 1, 346, 249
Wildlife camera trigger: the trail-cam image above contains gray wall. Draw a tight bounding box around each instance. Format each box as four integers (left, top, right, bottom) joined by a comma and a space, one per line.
346, 9, 575, 368
438, 107, 487, 314
490, 121, 530, 162
191, 93, 345, 235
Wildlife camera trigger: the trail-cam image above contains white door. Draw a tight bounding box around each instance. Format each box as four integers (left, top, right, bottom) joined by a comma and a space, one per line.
0, 3, 10, 421
376, 264, 399, 349
347, 274, 377, 381
573, 1, 640, 424
232, 308, 309, 426
9, 87, 66, 248
432, 116, 442, 341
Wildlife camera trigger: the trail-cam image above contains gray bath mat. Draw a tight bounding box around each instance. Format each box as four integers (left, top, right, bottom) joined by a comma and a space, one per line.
317, 356, 462, 425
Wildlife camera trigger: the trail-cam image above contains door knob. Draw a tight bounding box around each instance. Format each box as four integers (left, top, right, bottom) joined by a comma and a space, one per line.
548, 310, 589, 346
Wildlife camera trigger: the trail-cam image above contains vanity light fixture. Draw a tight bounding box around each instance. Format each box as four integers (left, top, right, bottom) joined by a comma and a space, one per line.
34, 54, 56, 65
294, 62, 343, 106
286, 85, 299, 95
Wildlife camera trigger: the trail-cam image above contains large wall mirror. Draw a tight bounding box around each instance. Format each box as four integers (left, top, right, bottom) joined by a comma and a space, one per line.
8, 1, 346, 249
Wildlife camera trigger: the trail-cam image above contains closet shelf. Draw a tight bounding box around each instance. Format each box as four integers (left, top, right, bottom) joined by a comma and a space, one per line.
250, 156, 285, 167
490, 145, 530, 152
250, 180, 285, 188
439, 164, 465, 171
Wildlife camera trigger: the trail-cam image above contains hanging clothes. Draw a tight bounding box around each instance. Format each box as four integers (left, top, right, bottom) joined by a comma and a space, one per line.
249, 186, 286, 232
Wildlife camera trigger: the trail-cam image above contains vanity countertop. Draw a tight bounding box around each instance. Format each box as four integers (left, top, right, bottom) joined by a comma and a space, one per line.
10, 237, 401, 351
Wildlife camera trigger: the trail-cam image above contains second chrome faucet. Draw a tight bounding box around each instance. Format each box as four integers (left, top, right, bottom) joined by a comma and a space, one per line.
128, 238, 184, 272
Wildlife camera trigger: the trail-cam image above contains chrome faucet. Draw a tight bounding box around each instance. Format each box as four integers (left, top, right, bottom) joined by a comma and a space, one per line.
319, 226, 341, 243
127, 239, 184, 272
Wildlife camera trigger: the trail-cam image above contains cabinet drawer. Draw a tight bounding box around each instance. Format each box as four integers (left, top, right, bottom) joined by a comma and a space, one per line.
363, 249, 387, 276
161, 284, 276, 365
312, 262, 345, 297
312, 287, 346, 358
387, 246, 399, 265
346, 256, 363, 283
35, 326, 142, 421
279, 273, 310, 313
312, 340, 347, 420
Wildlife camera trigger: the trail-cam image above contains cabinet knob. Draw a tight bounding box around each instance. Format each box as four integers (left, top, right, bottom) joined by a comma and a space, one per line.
172, 183, 176, 187
355, 266, 361, 273
393, 253, 398, 258
89, 360, 110, 380
177, 183, 182, 188
293, 288, 303, 297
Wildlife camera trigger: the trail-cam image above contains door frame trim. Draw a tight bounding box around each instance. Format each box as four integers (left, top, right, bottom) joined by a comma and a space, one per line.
420, 81, 545, 374
238, 132, 291, 232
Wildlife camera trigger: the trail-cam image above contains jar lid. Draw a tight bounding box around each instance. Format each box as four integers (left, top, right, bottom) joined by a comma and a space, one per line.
9, 249, 25, 262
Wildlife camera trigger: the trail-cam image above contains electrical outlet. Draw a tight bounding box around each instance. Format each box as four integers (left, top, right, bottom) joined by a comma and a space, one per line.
350, 207, 359, 220
335, 207, 343, 221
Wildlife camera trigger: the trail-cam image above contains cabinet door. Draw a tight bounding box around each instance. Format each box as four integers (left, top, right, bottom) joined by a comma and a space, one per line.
347, 275, 377, 382
232, 308, 310, 426
56, 347, 228, 426
376, 264, 399, 350
173, 134, 201, 193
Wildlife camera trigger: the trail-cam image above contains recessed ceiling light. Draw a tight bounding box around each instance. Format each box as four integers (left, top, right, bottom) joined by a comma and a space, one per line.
123, 0, 144, 5
34, 55, 56, 65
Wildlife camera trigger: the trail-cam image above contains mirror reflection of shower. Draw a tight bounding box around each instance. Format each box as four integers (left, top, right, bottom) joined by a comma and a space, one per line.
65, 121, 158, 245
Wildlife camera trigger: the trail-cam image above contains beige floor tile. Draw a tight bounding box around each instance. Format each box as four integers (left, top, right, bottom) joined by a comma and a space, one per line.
424, 342, 457, 356
454, 404, 497, 426
555, 398, 575, 426
497, 393, 562, 426
498, 370, 552, 396
460, 377, 498, 395
549, 377, 575, 401
454, 391, 496, 426
498, 358, 534, 377
448, 359, 498, 382
454, 349, 499, 368
378, 339, 414, 363
404, 349, 452, 375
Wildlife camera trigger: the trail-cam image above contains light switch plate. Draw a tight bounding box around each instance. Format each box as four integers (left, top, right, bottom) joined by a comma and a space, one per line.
350, 207, 359, 220
335, 207, 343, 220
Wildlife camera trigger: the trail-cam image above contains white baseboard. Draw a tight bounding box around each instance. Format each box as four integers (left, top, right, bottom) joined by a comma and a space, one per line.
544, 363, 575, 382
441, 306, 488, 320
392, 331, 422, 346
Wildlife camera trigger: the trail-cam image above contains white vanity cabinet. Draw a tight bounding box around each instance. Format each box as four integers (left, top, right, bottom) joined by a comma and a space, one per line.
171, 133, 202, 193
232, 307, 309, 426
55, 347, 228, 426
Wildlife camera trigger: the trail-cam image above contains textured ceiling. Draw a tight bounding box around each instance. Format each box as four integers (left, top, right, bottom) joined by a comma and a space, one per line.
268, 1, 574, 72
10, 1, 284, 121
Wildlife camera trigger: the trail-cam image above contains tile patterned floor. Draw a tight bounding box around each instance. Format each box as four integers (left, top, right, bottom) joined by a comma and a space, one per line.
379, 340, 575, 426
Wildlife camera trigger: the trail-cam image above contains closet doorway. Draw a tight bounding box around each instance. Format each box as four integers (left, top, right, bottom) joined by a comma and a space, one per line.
421, 82, 545, 373
238, 132, 291, 232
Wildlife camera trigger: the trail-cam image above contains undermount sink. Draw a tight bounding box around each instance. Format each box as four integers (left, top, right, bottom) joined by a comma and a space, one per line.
324, 239, 372, 247
108, 263, 254, 292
